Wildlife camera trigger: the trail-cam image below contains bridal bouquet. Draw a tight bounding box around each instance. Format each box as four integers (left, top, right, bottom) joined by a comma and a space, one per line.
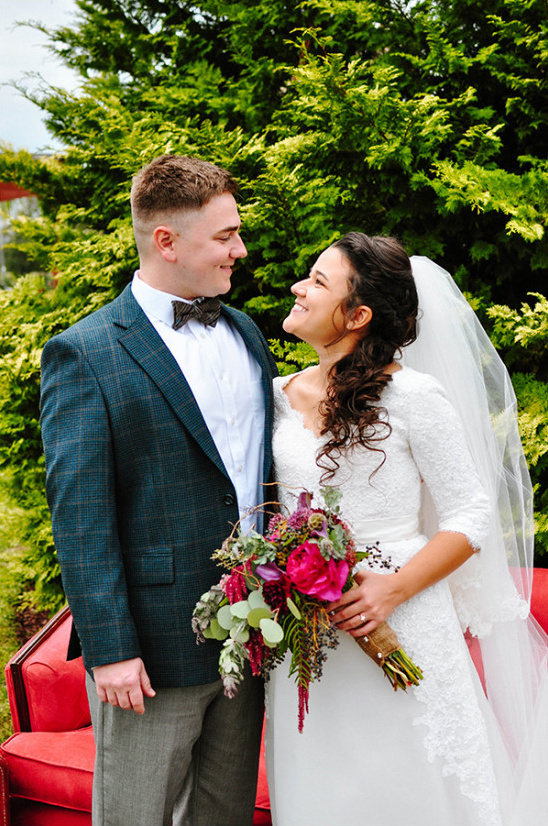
192, 487, 423, 731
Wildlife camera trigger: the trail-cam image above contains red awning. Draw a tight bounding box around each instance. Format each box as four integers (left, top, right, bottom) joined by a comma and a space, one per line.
0, 181, 33, 201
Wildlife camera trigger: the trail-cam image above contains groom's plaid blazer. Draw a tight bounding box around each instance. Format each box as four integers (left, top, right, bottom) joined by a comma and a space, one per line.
40, 284, 276, 687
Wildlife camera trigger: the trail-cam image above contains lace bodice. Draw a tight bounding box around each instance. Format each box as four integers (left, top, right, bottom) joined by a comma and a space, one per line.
273, 366, 491, 556
269, 367, 505, 825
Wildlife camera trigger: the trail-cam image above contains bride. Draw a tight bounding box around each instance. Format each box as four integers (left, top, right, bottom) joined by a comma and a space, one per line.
265, 232, 548, 825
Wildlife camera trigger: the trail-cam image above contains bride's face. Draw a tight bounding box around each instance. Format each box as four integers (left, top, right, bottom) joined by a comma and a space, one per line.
283, 246, 354, 347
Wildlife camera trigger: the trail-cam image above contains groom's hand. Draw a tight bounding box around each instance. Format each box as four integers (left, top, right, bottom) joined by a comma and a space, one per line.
93, 657, 156, 714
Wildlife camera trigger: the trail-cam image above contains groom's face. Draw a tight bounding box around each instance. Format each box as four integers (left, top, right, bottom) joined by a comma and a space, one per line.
171, 192, 247, 299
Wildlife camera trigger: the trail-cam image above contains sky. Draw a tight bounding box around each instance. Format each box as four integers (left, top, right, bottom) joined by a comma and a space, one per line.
0, 0, 81, 153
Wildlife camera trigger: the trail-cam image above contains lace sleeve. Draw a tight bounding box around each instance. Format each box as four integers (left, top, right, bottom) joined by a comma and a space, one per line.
406, 374, 491, 551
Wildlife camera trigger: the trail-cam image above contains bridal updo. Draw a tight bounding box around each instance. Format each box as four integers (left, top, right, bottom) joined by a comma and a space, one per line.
317, 232, 418, 481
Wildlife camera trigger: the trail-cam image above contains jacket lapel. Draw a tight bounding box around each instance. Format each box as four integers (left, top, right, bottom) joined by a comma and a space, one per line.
110, 287, 275, 486
111, 287, 229, 478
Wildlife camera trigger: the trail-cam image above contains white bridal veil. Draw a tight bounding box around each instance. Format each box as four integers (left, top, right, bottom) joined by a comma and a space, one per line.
401, 257, 548, 823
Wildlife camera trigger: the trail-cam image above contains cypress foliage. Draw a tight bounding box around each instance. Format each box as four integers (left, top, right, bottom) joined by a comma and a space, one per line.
1, 0, 547, 609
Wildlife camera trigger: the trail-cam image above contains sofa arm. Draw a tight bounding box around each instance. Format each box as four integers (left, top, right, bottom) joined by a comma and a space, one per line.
5, 606, 90, 734
0, 753, 11, 826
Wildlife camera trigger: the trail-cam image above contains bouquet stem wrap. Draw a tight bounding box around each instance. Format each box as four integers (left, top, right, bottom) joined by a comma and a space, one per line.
355, 622, 399, 664
355, 621, 423, 690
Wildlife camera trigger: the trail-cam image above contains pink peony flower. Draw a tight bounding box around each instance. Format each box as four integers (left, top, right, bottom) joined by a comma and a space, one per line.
286, 541, 349, 602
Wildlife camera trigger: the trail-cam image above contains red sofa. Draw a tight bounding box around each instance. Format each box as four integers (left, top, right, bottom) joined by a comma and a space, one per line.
0, 604, 271, 826
2, 570, 548, 825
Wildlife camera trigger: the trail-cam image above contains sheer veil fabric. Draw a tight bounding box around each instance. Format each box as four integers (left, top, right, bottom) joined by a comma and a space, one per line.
401, 257, 548, 822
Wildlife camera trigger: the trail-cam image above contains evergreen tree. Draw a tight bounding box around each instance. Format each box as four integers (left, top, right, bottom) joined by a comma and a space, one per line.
1, 0, 547, 608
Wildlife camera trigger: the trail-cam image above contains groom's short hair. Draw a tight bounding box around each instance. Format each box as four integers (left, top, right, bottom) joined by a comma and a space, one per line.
130, 155, 239, 251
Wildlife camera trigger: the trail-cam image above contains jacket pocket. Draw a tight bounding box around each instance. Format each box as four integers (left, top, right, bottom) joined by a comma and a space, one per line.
125, 551, 174, 586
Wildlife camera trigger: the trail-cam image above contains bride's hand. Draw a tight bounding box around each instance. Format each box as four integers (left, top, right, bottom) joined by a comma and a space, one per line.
326, 570, 403, 637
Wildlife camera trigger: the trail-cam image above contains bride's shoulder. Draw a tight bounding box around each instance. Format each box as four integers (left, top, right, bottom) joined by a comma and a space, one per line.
273, 371, 302, 403
274, 372, 299, 390
273, 373, 293, 388
390, 365, 447, 400
273, 368, 310, 392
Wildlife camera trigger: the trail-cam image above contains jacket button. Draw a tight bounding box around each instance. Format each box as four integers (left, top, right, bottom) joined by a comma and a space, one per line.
223, 494, 235, 506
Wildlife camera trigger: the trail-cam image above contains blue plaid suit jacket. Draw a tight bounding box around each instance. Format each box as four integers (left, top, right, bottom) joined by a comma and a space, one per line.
40, 285, 277, 687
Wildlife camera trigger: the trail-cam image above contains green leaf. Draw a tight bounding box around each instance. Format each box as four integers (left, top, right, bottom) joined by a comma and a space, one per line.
209, 618, 229, 641
230, 623, 250, 643
247, 607, 273, 628
286, 596, 302, 619
230, 600, 251, 619
260, 617, 284, 645
217, 604, 236, 630
248, 589, 269, 610
321, 486, 342, 511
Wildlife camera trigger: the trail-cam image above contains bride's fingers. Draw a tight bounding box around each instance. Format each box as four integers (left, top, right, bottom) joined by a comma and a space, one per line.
326, 584, 361, 614
348, 618, 379, 638
327, 600, 359, 624
329, 607, 369, 630
332, 608, 381, 637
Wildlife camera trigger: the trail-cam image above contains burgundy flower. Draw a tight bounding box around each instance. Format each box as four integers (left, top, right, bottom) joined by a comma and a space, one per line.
245, 629, 264, 676
262, 577, 292, 613
222, 565, 250, 604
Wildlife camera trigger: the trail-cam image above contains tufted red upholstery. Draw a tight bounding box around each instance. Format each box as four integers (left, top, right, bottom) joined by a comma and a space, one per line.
2, 572, 548, 825
0, 604, 271, 826
1, 728, 94, 813
0, 606, 92, 825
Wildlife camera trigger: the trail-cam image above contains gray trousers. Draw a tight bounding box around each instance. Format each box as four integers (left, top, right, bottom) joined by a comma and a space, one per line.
86, 670, 264, 826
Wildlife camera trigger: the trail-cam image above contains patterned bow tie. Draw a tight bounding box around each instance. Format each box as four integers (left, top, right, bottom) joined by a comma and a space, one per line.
171, 297, 221, 330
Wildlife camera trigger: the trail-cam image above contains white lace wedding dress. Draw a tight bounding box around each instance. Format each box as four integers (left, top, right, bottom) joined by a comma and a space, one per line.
265, 366, 514, 826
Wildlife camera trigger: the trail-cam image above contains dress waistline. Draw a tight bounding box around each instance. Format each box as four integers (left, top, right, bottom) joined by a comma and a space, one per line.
351, 514, 420, 546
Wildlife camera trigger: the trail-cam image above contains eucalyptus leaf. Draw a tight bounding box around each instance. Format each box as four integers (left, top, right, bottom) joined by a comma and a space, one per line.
260, 618, 284, 645
230, 624, 250, 643
286, 596, 302, 619
230, 600, 251, 619
217, 604, 236, 630
248, 589, 269, 610
321, 486, 342, 511
247, 606, 273, 628
210, 618, 229, 640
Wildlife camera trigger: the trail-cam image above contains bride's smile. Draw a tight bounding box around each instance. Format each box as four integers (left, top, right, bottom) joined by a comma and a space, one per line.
283, 246, 370, 356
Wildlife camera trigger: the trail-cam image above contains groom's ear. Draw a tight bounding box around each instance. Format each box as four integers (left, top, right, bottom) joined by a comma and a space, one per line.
347, 304, 372, 332
153, 225, 178, 262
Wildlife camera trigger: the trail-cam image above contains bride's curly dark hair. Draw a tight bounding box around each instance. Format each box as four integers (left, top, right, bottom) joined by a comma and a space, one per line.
317, 232, 418, 482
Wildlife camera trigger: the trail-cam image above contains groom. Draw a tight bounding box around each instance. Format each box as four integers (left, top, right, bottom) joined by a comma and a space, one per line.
40, 155, 277, 825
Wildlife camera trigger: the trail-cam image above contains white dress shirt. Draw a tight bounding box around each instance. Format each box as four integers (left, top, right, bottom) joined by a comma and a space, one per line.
131, 273, 265, 532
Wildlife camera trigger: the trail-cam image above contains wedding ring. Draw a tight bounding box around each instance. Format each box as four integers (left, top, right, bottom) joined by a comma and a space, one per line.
360, 613, 367, 622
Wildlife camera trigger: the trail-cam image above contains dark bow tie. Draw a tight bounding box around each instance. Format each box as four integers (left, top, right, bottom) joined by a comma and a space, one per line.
171, 297, 221, 330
